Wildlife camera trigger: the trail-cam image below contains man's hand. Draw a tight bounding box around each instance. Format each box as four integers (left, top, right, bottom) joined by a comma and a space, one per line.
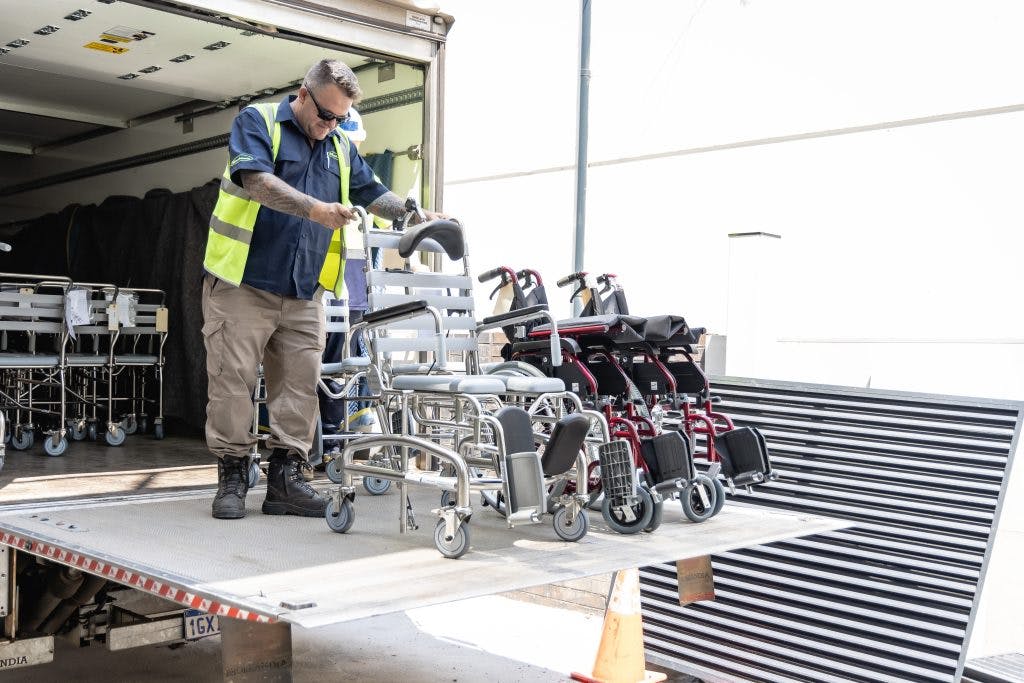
409, 209, 452, 226
310, 201, 358, 230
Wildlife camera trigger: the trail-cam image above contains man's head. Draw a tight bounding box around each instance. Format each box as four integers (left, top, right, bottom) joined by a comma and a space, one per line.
294, 59, 362, 142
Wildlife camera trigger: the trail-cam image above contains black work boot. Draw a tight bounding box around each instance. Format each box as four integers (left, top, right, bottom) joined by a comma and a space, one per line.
212, 456, 249, 519
262, 449, 327, 517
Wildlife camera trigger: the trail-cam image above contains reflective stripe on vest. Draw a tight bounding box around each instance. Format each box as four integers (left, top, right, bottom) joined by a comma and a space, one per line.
203, 102, 353, 297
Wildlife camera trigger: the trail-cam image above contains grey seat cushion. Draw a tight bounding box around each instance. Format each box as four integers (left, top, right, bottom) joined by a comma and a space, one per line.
115, 354, 159, 365
67, 353, 109, 367
322, 357, 371, 374
500, 376, 565, 393
0, 354, 59, 368
391, 374, 504, 394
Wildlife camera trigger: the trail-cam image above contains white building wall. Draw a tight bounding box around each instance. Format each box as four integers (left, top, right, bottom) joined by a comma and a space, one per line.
440, 0, 1024, 402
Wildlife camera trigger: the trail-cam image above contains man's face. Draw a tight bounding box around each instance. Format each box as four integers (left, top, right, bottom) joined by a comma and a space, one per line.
297, 84, 353, 141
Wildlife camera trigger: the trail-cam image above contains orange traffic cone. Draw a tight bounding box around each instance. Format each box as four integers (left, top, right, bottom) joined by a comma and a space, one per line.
571, 568, 667, 683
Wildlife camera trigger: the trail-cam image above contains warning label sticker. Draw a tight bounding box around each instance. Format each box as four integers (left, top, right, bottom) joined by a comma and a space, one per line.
84, 41, 128, 54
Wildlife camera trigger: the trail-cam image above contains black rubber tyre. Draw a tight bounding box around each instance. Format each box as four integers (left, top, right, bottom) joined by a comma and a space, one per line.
710, 476, 726, 517
681, 474, 719, 523
643, 495, 664, 533
601, 486, 655, 535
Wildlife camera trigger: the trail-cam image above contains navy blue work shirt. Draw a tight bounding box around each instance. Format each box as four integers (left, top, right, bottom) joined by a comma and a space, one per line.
227, 96, 389, 300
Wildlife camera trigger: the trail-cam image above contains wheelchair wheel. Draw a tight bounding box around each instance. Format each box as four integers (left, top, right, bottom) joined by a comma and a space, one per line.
247, 459, 261, 488
681, 474, 718, 523
552, 506, 589, 542
601, 486, 655, 535
711, 476, 726, 517
643, 495, 664, 533
325, 458, 345, 484
362, 476, 391, 495
325, 498, 354, 533
434, 519, 470, 559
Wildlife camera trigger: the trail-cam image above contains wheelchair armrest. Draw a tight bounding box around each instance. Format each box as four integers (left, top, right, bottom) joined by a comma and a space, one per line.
362, 300, 429, 325
481, 304, 548, 327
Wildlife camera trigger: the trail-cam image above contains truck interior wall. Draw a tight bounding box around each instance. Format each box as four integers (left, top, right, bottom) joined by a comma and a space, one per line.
0, 58, 426, 431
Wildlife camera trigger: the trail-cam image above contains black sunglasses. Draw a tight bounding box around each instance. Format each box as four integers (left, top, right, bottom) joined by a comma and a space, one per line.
305, 86, 350, 123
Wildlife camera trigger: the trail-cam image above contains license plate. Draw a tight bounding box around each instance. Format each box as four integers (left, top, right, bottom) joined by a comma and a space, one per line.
183, 609, 220, 641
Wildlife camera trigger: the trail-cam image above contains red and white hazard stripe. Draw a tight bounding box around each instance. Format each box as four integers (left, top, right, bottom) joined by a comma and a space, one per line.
0, 531, 275, 623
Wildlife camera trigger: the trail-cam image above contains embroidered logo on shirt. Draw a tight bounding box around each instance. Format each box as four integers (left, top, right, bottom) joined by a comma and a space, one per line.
230, 153, 256, 167
327, 150, 340, 161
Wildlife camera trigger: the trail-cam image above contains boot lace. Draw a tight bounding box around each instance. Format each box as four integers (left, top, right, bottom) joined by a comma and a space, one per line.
287, 460, 317, 496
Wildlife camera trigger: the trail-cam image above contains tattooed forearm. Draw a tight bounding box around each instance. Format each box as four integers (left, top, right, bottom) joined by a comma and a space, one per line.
367, 192, 407, 221
240, 171, 316, 219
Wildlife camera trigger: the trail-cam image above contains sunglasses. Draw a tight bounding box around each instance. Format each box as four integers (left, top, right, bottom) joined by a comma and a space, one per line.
306, 86, 350, 124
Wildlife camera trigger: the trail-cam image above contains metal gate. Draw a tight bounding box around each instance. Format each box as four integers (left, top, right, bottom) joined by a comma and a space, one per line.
641, 377, 1023, 683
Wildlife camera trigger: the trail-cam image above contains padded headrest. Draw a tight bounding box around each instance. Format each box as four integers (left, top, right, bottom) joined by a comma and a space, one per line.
397, 219, 465, 260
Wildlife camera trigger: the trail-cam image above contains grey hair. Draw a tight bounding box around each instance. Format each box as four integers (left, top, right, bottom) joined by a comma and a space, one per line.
304, 59, 362, 102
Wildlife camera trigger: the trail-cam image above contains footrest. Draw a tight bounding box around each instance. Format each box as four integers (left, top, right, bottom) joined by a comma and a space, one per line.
639, 431, 695, 484
716, 427, 773, 483
597, 440, 635, 507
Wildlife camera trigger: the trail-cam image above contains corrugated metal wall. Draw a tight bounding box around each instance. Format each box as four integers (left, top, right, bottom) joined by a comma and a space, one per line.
641, 377, 1023, 683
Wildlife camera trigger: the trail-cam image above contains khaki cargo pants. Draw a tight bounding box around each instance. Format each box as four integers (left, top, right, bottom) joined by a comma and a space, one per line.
201, 274, 325, 461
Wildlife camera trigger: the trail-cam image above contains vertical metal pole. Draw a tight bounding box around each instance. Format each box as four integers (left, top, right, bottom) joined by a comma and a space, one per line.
572, 0, 592, 315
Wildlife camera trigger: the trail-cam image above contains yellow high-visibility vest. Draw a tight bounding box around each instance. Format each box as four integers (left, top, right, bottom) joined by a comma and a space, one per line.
203, 102, 353, 297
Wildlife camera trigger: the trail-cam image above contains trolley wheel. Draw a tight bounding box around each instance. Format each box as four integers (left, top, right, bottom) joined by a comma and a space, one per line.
325, 498, 354, 533
681, 474, 719, 523
247, 459, 261, 488
153, 423, 165, 441
104, 427, 126, 447
433, 518, 470, 559
67, 422, 87, 441
10, 429, 33, 451
43, 435, 68, 457
440, 490, 455, 508
710, 476, 726, 518
86, 423, 98, 442
643, 496, 664, 533
552, 506, 589, 542
362, 476, 391, 495
325, 458, 345, 484
123, 416, 138, 435
601, 486, 655, 535
138, 416, 149, 435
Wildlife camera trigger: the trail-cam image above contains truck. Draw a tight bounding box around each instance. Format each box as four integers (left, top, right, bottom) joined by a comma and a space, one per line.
0, 0, 838, 678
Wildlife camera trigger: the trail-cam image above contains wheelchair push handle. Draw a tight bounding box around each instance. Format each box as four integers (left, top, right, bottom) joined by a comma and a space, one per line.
516, 269, 543, 287
478, 266, 516, 284
556, 271, 587, 288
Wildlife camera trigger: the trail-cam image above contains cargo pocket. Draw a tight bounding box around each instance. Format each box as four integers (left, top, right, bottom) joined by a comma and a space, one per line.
201, 319, 226, 377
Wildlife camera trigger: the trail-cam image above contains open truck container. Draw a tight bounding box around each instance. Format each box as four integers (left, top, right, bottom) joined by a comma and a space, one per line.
0, 0, 845, 677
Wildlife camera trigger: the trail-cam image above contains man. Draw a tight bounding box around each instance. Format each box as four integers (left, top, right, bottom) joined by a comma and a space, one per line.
202, 59, 442, 520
